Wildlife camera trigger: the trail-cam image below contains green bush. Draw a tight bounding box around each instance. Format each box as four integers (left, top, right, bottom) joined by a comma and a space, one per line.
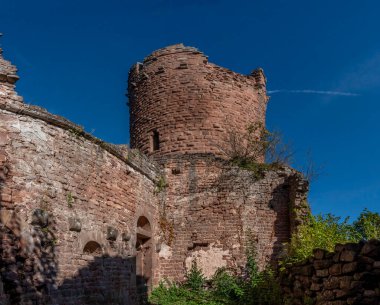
282, 213, 361, 265
149, 281, 222, 305
184, 260, 206, 291
353, 208, 380, 240
211, 268, 243, 301
240, 249, 282, 305
150, 252, 283, 305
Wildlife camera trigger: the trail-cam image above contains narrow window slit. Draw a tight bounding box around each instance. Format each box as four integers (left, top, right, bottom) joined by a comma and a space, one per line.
152, 130, 160, 151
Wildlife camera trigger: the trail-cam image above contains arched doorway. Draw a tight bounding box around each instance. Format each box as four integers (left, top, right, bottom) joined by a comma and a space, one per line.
136, 216, 152, 303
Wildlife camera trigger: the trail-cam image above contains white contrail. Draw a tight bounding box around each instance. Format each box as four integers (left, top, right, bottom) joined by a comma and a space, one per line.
267, 89, 359, 96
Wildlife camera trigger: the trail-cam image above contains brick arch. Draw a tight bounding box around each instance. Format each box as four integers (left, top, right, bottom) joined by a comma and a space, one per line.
83, 241, 102, 255
77, 231, 105, 254
134, 212, 154, 233
137, 216, 151, 232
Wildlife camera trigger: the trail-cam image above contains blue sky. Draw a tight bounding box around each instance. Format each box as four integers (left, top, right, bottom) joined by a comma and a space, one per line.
1, 0, 379, 219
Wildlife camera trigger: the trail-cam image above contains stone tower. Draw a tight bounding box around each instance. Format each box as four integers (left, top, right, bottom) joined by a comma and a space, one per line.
128, 44, 268, 158
127, 44, 308, 281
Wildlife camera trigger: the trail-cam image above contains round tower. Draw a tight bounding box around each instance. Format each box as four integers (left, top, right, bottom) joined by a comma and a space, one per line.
128, 44, 268, 159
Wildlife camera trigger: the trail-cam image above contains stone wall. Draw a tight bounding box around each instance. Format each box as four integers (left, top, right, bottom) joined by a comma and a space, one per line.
0, 62, 161, 304
281, 240, 380, 305
0, 44, 311, 305
128, 44, 268, 159
154, 154, 308, 281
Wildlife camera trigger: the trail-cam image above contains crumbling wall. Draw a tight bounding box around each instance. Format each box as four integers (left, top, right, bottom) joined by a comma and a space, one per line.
281, 240, 380, 305
0, 88, 160, 304
154, 154, 308, 281
128, 44, 268, 158
0, 43, 312, 305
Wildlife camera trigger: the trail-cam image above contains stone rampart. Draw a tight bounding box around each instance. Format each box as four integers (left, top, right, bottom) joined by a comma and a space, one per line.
0, 80, 161, 304
281, 240, 380, 305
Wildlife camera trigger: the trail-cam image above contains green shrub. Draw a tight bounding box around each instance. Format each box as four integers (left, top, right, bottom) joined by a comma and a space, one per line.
231, 157, 275, 180
282, 213, 361, 265
241, 248, 282, 305
184, 260, 206, 291
149, 281, 221, 305
150, 258, 283, 305
353, 208, 380, 240
211, 268, 243, 301
220, 122, 292, 172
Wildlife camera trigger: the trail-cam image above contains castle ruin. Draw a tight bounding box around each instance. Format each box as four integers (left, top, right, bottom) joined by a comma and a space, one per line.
0, 43, 308, 304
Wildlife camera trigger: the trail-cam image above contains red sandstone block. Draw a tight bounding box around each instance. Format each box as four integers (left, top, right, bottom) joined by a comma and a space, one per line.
1, 193, 12, 202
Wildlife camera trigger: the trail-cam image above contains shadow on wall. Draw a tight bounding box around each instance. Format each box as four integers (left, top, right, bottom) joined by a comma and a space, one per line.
0, 221, 146, 305
0, 201, 57, 304
268, 183, 291, 264
54, 255, 146, 305
0, 193, 145, 304
0, 154, 58, 304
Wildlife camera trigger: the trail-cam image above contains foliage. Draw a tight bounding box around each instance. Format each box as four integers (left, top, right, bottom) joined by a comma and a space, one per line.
353, 208, 380, 240
241, 267, 282, 305
66, 192, 74, 208
150, 242, 283, 305
155, 176, 168, 194
184, 260, 206, 291
149, 281, 223, 305
281, 213, 362, 265
211, 268, 243, 301
221, 122, 271, 163
220, 122, 293, 180
240, 237, 282, 305
230, 158, 275, 180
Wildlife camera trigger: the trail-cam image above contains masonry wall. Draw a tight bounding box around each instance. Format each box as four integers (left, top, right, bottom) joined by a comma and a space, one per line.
0, 86, 160, 304
0, 44, 312, 305
128, 44, 268, 158
154, 154, 309, 281
281, 240, 380, 305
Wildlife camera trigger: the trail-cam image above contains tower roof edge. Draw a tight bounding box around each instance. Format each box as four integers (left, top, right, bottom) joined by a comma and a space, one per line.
143, 44, 204, 63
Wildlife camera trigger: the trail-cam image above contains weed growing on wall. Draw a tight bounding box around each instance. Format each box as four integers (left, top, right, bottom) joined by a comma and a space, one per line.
66, 192, 74, 208
219, 122, 293, 180
155, 176, 168, 194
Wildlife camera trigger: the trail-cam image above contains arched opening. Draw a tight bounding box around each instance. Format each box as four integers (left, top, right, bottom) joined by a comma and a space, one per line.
83, 241, 102, 255
137, 216, 151, 232
136, 216, 152, 301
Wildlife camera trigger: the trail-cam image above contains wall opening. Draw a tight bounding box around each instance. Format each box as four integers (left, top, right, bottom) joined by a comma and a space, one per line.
136, 216, 152, 302
152, 130, 160, 151
83, 241, 102, 255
